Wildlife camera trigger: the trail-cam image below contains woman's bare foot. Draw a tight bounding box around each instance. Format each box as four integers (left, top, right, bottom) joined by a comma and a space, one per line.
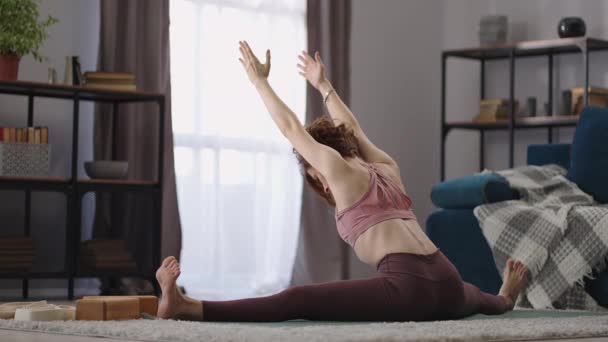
498, 259, 529, 310
156, 256, 184, 319
156, 257, 204, 321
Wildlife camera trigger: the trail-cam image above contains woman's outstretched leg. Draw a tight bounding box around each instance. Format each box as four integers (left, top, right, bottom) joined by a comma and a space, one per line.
156, 257, 392, 322
156, 256, 529, 321
459, 259, 529, 316
201, 277, 392, 322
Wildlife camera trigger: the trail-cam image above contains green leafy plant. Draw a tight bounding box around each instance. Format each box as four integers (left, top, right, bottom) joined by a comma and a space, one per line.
0, 0, 58, 62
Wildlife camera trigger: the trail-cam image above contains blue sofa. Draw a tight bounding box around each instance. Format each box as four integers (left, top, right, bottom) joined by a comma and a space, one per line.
426, 106, 608, 307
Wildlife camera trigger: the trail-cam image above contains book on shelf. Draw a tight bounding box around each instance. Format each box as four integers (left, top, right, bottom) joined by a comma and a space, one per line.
85, 78, 136, 85
0, 250, 35, 257
82, 239, 128, 250
79, 239, 137, 271
83, 71, 137, 92
80, 254, 135, 265
41, 127, 48, 144
570, 86, 608, 115
81, 257, 135, 265
0, 259, 33, 265
80, 262, 137, 271
0, 126, 49, 143
0, 244, 34, 251
0, 255, 34, 263
0, 237, 34, 245
83, 72, 136, 81
80, 258, 137, 271
83, 83, 137, 91
0, 263, 34, 271
0, 237, 35, 270
28, 127, 34, 143
80, 249, 134, 260
480, 98, 510, 106
474, 98, 520, 123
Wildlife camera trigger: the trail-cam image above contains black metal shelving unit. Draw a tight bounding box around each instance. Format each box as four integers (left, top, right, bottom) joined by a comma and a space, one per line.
440, 37, 608, 181
0, 80, 164, 299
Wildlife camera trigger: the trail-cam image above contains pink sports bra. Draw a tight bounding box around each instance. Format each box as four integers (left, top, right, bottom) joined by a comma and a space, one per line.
335, 162, 417, 247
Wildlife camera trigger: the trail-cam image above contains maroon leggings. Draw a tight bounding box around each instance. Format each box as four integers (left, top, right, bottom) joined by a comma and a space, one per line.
201, 251, 509, 322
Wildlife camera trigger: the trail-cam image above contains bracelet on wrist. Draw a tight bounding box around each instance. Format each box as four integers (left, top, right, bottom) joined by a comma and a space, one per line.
323, 88, 335, 105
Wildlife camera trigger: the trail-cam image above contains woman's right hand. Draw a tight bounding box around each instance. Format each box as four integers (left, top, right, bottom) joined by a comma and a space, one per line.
239, 40, 271, 86
297, 51, 326, 90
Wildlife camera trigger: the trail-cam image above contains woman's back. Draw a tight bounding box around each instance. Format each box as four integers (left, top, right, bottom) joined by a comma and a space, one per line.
330, 159, 437, 266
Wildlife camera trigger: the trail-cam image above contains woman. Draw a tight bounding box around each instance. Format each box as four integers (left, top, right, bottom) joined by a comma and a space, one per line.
155, 41, 528, 322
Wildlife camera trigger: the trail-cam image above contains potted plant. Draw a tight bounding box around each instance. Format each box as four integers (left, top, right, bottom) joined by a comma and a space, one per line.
0, 0, 58, 81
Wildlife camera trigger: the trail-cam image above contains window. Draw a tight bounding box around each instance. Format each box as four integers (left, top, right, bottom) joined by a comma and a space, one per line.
170, 0, 306, 300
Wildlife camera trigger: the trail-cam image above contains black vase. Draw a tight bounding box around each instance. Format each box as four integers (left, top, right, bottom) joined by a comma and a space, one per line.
558, 17, 586, 38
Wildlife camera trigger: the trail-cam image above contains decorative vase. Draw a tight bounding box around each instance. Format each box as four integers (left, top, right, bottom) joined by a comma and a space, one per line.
64, 56, 73, 85
479, 15, 508, 46
0, 54, 20, 81
558, 17, 586, 38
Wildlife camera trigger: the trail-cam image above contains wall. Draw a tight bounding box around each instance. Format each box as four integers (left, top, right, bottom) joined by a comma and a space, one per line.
349, 0, 444, 278
444, 0, 608, 177
0, 0, 99, 298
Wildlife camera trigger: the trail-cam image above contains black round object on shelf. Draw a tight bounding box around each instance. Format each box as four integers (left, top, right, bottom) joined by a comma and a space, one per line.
558, 17, 586, 38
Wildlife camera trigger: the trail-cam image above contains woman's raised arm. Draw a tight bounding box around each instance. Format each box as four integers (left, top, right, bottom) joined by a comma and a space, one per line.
297, 51, 397, 168
238, 41, 347, 177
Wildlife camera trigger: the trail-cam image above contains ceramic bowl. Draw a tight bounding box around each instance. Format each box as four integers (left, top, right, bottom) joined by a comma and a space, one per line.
84, 161, 128, 180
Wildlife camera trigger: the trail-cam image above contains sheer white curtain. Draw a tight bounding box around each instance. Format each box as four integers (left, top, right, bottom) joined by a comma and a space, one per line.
169, 0, 306, 300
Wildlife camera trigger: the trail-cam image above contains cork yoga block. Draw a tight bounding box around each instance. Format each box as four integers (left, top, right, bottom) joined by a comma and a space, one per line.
83, 296, 158, 316
76, 296, 157, 321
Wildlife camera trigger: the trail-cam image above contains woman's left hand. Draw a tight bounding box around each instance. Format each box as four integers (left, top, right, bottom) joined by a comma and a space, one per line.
239, 41, 271, 86
297, 51, 326, 90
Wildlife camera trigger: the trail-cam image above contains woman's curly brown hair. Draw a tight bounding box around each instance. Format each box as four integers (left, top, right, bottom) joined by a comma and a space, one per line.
294, 116, 360, 206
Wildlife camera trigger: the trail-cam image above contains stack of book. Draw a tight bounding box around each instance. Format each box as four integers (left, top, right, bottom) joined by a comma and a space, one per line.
571, 86, 608, 115
80, 239, 137, 272
0, 127, 49, 144
473, 98, 520, 123
0, 237, 35, 272
83, 72, 137, 91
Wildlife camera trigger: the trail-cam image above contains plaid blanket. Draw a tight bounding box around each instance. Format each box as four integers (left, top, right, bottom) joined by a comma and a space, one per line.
473, 164, 608, 310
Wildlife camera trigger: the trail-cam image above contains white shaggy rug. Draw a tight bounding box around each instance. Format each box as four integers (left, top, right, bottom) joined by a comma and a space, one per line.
1, 313, 608, 341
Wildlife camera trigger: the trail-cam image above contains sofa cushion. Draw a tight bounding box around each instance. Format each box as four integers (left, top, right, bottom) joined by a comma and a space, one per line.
527, 144, 571, 170
431, 173, 518, 209
585, 271, 608, 308
426, 209, 502, 294
568, 106, 608, 203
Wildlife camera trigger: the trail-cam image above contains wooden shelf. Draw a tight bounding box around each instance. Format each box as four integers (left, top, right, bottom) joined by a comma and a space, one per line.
0, 176, 159, 192
0, 271, 67, 278
78, 178, 157, 185
0, 176, 69, 191
0, 80, 163, 103
445, 115, 579, 131
75, 270, 152, 278
0, 175, 68, 183
444, 37, 608, 60
77, 178, 159, 193
0, 77, 164, 299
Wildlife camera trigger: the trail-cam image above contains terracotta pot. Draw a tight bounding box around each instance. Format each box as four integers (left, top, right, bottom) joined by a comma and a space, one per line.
0, 54, 20, 81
